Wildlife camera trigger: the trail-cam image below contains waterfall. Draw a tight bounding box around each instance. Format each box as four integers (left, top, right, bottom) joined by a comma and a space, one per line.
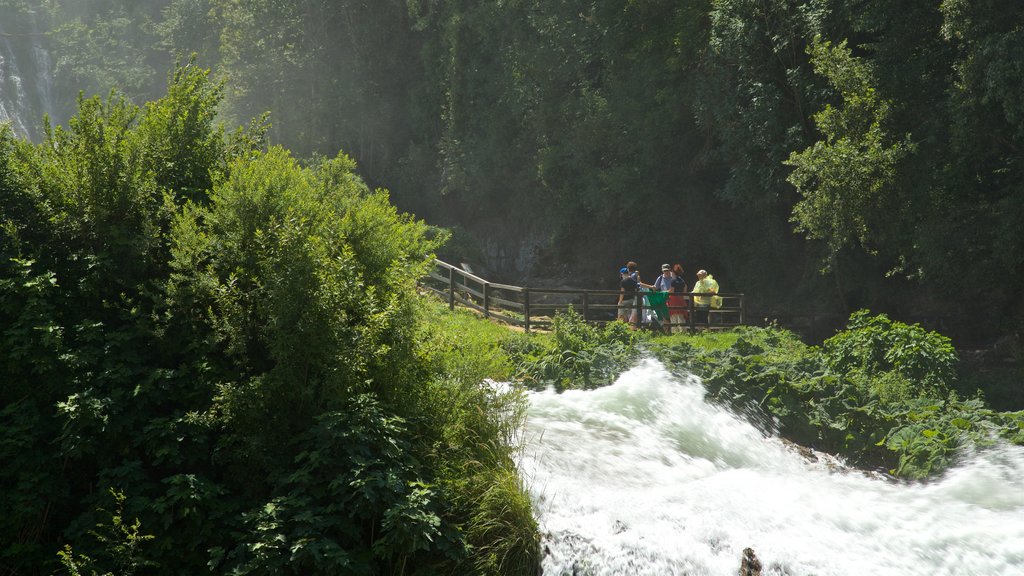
521, 359, 1024, 576
0, 9, 56, 140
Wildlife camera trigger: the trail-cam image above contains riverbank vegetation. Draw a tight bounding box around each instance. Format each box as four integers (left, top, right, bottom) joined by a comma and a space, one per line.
0, 65, 538, 575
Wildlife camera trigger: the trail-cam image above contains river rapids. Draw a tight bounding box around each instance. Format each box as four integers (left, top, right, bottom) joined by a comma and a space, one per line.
520, 359, 1024, 576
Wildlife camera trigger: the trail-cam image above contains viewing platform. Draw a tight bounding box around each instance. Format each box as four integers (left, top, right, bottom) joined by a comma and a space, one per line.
422, 259, 745, 332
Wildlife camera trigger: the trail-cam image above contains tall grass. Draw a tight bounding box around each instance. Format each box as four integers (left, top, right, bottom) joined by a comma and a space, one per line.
413, 297, 540, 575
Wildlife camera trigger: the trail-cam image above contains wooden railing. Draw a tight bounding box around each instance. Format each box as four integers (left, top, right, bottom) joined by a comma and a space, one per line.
421, 259, 744, 332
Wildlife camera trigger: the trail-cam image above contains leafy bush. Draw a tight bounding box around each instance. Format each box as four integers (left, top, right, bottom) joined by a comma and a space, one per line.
511, 308, 643, 391
57, 489, 157, 576
214, 395, 464, 575
0, 64, 539, 575
820, 310, 957, 398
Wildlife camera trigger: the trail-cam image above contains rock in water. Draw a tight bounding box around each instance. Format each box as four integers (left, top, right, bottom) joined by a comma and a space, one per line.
739, 547, 762, 576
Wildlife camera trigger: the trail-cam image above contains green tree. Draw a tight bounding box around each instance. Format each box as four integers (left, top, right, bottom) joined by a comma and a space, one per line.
786, 38, 913, 261
4, 61, 543, 575
929, 0, 1024, 330
690, 0, 850, 312
45, 0, 171, 115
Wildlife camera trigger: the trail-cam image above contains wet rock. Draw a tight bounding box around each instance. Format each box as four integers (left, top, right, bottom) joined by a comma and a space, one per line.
739, 547, 762, 576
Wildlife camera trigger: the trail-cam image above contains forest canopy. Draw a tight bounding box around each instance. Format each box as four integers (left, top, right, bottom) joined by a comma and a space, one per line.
2, 0, 1022, 340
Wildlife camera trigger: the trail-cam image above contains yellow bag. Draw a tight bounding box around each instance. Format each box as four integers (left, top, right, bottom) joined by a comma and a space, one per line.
710, 295, 723, 309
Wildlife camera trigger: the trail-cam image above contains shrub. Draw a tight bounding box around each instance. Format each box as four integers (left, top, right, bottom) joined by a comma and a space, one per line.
820, 310, 957, 397
512, 308, 643, 391
1, 64, 539, 575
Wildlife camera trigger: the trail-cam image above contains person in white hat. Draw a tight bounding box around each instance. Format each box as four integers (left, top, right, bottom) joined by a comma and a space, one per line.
692, 269, 719, 327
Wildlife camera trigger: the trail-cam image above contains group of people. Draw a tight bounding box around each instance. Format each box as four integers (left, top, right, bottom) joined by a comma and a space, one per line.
617, 261, 720, 332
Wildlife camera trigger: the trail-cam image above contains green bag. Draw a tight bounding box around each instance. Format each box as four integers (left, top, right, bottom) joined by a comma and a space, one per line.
646, 291, 670, 320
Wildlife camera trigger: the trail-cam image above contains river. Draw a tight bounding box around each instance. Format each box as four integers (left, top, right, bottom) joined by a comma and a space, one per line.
521, 358, 1024, 575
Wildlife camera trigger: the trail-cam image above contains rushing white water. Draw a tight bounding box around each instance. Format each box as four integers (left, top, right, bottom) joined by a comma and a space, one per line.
520, 358, 1024, 576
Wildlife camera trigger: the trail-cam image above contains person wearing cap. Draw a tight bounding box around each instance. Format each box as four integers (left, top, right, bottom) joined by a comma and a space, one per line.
654, 264, 674, 291
692, 269, 719, 327
644, 264, 673, 333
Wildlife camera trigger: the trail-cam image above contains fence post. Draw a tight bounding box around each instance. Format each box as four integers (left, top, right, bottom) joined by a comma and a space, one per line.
634, 290, 642, 329
687, 293, 695, 332
739, 294, 744, 326
582, 291, 590, 322
483, 282, 490, 318
448, 266, 455, 310
523, 288, 531, 333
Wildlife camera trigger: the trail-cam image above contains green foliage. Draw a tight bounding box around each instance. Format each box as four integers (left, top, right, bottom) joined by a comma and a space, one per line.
412, 299, 540, 573
167, 146, 440, 450
57, 489, 157, 576
214, 395, 463, 574
46, 0, 168, 109
820, 310, 957, 397
1, 63, 538, 575
699, 0, 832, 205
511, 308, 644, 391
463, 467, 539, 576
787, 38, 914, 260
136, 57, 228, 204
646, 320, 1020, 479
879, 397, 1024, 480
415, 297, 516, 385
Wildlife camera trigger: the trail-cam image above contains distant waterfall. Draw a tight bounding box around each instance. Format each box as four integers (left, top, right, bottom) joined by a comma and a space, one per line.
521, 359, 1024, 576
0, 9, 56, 140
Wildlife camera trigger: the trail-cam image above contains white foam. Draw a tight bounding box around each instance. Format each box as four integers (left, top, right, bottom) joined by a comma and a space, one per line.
521, 359, 1024, 575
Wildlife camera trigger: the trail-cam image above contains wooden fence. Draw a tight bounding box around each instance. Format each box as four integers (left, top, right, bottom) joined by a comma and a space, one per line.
421, 259, 745, 332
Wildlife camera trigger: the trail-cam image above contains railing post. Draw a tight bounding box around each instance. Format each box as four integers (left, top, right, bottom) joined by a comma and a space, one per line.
634, 290, 642, 329
448, 266, 455, 310
523, 288, 531, 333
483, 282, 490, 318
739, 294, 745, 326
687, 293, 695, 332
582, 291, 590, 323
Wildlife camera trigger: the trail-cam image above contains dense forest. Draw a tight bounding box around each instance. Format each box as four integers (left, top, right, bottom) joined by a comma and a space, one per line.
2, 0, 1022, 344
